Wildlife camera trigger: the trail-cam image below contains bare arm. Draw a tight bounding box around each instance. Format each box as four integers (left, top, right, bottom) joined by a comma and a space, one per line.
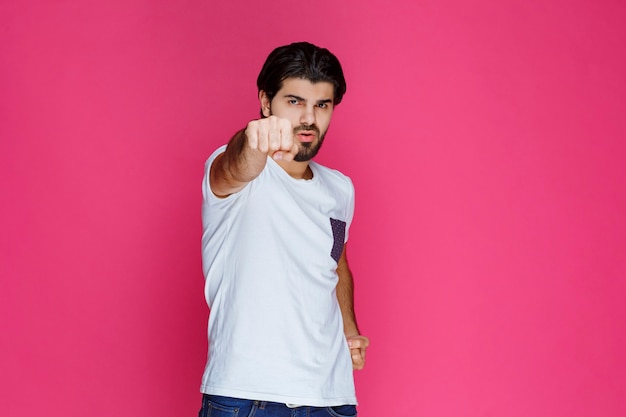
210, 116, 297, 198
337, 244, 370, 370
209, 129, 266, 197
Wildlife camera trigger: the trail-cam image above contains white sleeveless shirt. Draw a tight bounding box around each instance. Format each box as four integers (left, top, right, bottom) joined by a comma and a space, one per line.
200, 145, 357, 406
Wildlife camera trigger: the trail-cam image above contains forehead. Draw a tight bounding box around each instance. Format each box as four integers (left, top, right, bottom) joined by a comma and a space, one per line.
277, 77, 334, 100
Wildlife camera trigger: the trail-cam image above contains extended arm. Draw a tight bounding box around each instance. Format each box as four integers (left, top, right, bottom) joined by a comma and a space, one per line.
210, 116, 298, 197
336, 244, 370, 370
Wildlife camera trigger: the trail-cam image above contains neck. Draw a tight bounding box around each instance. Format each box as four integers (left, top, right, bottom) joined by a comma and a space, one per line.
276, 159, 313, 180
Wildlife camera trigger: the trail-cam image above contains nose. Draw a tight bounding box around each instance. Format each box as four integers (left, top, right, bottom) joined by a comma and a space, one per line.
300, 104, 315, 126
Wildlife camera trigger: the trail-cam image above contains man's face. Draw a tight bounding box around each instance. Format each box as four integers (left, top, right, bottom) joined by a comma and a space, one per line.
261, 78, 335, 162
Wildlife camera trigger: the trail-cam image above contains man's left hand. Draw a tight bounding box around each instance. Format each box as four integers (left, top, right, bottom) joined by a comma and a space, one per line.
347, 335, 370, 370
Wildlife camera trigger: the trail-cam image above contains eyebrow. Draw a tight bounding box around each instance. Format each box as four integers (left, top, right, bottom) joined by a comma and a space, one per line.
284, 94, 333, 105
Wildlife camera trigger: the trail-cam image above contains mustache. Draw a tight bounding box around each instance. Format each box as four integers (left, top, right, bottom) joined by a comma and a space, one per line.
294, 124, 320, 135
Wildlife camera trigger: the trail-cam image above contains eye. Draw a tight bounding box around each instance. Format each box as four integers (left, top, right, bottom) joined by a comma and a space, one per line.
317, 102, 328, 109
288, 99, 299, 105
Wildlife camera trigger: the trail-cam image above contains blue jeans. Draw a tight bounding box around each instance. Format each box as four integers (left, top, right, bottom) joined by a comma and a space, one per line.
198, 394, 357, 417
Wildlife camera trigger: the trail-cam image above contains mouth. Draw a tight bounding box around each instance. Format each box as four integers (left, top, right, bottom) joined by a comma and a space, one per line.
296, 131, 316, 143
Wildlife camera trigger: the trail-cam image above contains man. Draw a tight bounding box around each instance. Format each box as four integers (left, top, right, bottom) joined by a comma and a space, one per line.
200, 42, 369, 417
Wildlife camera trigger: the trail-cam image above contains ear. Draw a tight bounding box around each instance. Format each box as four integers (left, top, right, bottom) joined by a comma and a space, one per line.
259, 90, 271, 117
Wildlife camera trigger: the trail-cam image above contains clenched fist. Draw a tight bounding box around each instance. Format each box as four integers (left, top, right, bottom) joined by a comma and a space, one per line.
347, 335, 370, 370
245, 116, 299, 161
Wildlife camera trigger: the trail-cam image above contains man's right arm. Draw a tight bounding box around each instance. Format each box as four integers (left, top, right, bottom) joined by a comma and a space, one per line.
210, 116, 297, 198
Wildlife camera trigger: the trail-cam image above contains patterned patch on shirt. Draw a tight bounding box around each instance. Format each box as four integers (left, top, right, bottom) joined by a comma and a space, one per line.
329, 218, 346, 263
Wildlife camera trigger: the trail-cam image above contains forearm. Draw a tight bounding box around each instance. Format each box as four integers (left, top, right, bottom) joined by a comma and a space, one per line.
336, 246, 370, 370
338, 279, 359, 337
336, 248, 360, 337
210, 129, 267, 197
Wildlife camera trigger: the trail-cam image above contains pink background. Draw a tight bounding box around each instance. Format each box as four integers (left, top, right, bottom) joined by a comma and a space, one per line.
1, 1, 625, 416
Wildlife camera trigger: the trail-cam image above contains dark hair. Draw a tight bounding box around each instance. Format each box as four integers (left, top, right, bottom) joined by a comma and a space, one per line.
257, 42, 347, 106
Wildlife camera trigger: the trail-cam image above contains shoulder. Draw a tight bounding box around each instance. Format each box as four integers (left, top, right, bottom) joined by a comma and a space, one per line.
311, 162, 353, 189
203, 145, 228, 187
205, 144, 227, 170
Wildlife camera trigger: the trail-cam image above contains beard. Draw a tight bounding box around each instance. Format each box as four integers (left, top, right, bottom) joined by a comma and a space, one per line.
293, 123, 326, 162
